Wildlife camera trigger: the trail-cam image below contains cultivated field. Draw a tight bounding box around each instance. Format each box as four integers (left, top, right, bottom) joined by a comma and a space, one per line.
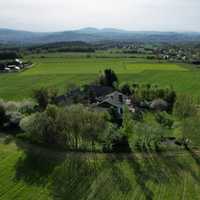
0, 136, 199, 200
0, 54, 199, 100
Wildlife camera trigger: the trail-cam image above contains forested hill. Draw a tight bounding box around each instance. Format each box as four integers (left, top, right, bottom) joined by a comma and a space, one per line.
0, 28, 200, 45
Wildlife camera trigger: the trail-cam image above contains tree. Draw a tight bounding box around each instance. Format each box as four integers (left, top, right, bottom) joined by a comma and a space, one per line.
111, 106, 133, 152
48, 88, 58, 105
21, 104, 109, 151
164, 88, 176, 112
64, 104, 85, 149
33, 88, 49, 111
120, 106, 134, 137
120, 83, 131, 96
33, 87, 58, 111
174, 94, 197, 119
82, 110, 108, 150
20, 105, 68, 147
0, 101, 7, 128
0, 52, 20, 60
65, 105, 109, 150
99, 69, 118, 88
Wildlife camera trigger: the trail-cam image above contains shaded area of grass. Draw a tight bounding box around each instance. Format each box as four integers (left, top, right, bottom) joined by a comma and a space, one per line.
0, 138, 200, 200
14, 151, 61, 186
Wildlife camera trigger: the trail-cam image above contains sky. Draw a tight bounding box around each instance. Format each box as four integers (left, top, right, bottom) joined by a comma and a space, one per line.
0, 0, 200, 32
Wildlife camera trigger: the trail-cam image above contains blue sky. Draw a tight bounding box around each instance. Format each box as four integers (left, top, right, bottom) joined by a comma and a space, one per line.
0, 0, 200, 32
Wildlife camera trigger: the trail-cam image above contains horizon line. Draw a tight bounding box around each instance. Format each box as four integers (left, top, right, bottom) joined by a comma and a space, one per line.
0, 26, 200, 34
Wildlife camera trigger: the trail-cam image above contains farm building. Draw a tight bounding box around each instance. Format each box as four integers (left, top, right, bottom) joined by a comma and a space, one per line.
0, 58, 25, 73
97, 91, 133, 114
15, 58, 23, 65
8, 65, 20, 71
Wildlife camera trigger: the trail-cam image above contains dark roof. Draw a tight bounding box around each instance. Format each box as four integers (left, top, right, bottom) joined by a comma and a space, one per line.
55, 95, 68, 104
87, 85, 113, 97
55, 87, 85, 105
98, 91, 129, 108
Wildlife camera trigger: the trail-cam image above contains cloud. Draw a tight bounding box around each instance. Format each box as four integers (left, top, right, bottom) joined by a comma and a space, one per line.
0, 0, 199, 31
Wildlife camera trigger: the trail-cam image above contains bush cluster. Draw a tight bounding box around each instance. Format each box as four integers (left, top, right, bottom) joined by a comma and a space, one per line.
0, 99, 35, 131
20, 104, 111, 151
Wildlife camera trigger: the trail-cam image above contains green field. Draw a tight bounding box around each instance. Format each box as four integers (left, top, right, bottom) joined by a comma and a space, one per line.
0, 136, 200, 200
0, 55, 200, 100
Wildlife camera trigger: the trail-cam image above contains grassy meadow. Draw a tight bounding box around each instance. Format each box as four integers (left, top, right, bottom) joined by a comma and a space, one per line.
1, 52, 200, 199
0, 136, 200, 200
0, 53, 200, 100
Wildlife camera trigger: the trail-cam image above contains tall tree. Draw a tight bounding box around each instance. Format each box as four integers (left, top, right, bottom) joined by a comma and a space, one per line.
99, 69, 118, 88
174, 94, 197, 119
33, 87, 58, 111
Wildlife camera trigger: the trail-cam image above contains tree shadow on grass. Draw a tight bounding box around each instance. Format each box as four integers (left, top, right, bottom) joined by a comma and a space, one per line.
14, 140, 65, 186
109, 162, 132, 194
14, 139, 134, 200
48, 154, 103, 200
156, 151, 200, 184
186, 149, 200, 182
126, 151, 200, 200
49, 154, 133, 200
105, 155, 132, 194
145, 152, 182, 183
127, 154, 154, 200
187, 149, 200, 166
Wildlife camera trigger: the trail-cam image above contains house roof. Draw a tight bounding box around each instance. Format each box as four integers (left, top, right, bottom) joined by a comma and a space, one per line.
98, 91, 129, 108
87, 85, 113, 97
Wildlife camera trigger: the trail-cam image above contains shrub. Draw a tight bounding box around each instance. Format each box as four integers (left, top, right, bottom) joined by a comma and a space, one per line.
19, 100, 36, 114
128, 121, 167, 152
155, 112, 174, 128
4, 101, 19, 112
0, 99, 35, 131
132, 84, 176, 109
120, 106, 135, 137
5, 111, 24, 130
3, 135, 13, 144
101, 124, 131, 152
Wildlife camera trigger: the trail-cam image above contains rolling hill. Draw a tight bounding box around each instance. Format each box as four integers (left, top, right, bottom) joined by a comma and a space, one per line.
0, 28, 200, 45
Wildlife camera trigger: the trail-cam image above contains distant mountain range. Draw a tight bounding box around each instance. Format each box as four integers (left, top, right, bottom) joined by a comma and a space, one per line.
0, 27, 200, 45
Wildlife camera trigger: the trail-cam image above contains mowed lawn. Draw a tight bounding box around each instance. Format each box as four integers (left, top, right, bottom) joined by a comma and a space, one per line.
1, 57, 200, 100
0, 138, 200, 200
